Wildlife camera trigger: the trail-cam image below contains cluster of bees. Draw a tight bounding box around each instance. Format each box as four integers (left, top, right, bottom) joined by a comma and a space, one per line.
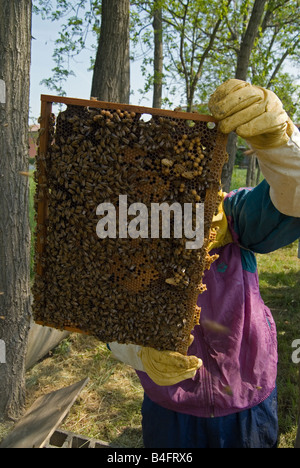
32, 103, 228, 354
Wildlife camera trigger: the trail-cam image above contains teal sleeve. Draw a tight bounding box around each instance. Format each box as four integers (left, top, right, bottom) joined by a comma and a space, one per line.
224, 179, 300, 254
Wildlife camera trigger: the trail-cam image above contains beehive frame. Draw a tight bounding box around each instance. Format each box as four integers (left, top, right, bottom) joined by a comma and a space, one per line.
33, 95, 228, 355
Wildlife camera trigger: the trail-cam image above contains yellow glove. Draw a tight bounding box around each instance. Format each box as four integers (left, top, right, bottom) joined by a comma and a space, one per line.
208, 79, 295, 149
208, 191, 233, 252
138, 336, 202, 386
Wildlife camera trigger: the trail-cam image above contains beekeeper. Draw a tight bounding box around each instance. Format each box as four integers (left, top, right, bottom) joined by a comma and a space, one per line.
109, 79, 300, 448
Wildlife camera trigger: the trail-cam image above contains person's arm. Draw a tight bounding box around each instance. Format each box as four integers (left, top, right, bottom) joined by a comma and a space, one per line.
209, 79, 300, 218
223, 180, 300, 253
108, 338, 202, 387
254, 128, 300, 217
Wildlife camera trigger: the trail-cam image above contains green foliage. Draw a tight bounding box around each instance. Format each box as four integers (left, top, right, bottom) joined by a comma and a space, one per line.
131, 0, 300, 113
33, 0, 300, 116
195, 0, 300, 115
268, 74, 300, 121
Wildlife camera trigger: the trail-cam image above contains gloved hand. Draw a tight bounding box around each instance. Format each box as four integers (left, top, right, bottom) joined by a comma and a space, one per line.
208, 79, 295, 149
109, 336, 202, 386
138, 339, 202, 386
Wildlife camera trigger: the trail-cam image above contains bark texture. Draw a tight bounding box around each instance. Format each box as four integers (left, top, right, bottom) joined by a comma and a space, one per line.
152, 1, 163, 109
235, 0, 268, 81
91, 0, 130, 104
0, 0, 32, 420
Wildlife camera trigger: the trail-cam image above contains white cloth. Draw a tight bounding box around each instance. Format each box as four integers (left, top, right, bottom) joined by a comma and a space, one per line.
109, 341, 145, 371
251, 127, 300, 217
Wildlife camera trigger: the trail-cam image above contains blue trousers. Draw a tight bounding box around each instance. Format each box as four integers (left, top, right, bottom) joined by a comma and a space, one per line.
141, 388, 278, 449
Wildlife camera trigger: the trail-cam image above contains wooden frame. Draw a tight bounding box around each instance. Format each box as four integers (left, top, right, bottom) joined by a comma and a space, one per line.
34, 94, 226, 351
36, 94, 217, 294
41, 94, 217, 122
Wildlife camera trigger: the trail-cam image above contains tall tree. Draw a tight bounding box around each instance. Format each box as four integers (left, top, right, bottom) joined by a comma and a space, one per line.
221, 0, 300, 190
152, 0, 164, 108
91, 0, 130, 103
222, 0, 268, 191
235, 0, 268, 80
126, 0, 166, 107
34, 0, 130, 103
162, 0, 231, 112
0, 0, 32, 420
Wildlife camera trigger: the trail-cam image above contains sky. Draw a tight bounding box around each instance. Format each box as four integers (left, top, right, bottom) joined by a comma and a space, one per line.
30, 13, 90, 120
29, 11, 299, 123
29, 12, 154, 122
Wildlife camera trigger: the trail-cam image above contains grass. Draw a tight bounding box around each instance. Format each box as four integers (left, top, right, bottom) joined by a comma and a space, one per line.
230, 166, 249, 190
257, 243, 300, 448
230, 165, 264, 190
25, 336, 144, 447
1, 167, 299, 448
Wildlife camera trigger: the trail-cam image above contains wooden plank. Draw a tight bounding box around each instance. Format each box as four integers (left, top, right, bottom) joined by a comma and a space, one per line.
25, 320, 69, 370
40, 94, 217, 122
0, 378, 89, 448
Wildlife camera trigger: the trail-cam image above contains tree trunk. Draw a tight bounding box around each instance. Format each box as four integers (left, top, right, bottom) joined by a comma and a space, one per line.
222, 0, 268, 190
222, 133, 238, 192
246, 155, 257, 187
91, 0, 130, 104
255, 164, 261, 185
0, 0, 32, 420
235, 0, 268, 81
152, 1, 163, 109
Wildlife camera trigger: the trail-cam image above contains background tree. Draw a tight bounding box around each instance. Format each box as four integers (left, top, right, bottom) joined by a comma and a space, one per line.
91, 0, 130, 102
222, 0, 268, 190
34, 0, 131, 103
162, 0, 232, 112
128, 0, 166, 108
131, 0, 233, 110
0, 0, 32, 420
233, 0, 300, 190
34, 0, 300, 189
152, 0, 164, 108
194, 0, 300, 189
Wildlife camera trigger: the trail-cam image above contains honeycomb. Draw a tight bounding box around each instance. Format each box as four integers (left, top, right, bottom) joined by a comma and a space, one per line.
32, 100, 228, 355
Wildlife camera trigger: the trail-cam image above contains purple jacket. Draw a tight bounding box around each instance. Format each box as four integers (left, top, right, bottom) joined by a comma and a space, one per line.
136, 181, 300, 418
